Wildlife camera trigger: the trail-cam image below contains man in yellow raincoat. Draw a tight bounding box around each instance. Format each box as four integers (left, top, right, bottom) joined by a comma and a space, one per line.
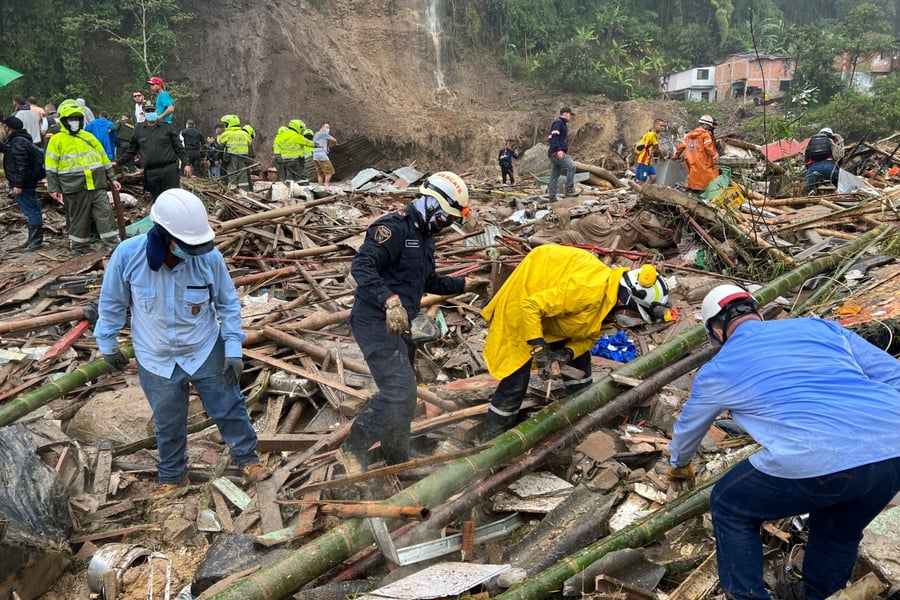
480, 244, 670, 441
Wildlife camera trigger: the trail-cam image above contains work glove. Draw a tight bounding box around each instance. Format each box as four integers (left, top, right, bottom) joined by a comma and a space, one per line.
463, 277, 490, 296
667, 464, 696, 484
528, 338, 555, 381
385, 295, 409, 336
222, 357, 243, 386
103, 350, 129, 371
549, 347, 574, 365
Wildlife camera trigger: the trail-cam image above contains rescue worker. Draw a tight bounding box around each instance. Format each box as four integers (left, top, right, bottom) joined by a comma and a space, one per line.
111, 114, 135, 169
114, 104, 190, 201
242, 124, 257, 189
480, 247, 672, 441
497, 141, 519, 185
669, 285, 900, 600
673, 114, 719, 193
633, 118, 667, 184
282, 119, 315, 182
216, 114, 251, 189
804, 127, 844, 194
94, 189, 265, 497
272, 126, 289, 181
337, 172, 489, 475
45, 99, 121, 254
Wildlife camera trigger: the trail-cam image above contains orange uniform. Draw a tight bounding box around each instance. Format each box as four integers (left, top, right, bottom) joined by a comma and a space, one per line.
673, 126, 719, 191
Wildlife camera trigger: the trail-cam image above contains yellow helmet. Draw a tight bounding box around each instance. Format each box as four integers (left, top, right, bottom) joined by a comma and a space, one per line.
243, 124, 256, 139
220, 114, 240, 128
58, 99, 84, 119
288, 119, 306, 134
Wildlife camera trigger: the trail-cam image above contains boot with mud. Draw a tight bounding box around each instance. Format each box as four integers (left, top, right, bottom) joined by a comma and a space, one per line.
22, 224, 43, 251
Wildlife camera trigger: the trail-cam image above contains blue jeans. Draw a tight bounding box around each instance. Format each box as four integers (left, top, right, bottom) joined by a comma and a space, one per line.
15, 187, 42, 226
547, 153, 576, 199
710, 457, 900, 600
805, 161, 838, 193
346, 307, 418, 465
136, 338, 258, 484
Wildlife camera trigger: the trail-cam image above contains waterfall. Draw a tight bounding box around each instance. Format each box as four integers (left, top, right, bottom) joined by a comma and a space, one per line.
424, 0, 447, 93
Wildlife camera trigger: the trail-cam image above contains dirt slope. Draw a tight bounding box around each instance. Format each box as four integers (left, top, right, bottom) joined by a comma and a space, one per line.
174, 0, 685, 175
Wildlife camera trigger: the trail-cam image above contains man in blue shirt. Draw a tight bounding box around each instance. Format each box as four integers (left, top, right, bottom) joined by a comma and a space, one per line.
148, 76, 175, 123
94, 189, 263, 497
546, 106, 576, 202
84, 111, 116, 160
669, 285, 900, 600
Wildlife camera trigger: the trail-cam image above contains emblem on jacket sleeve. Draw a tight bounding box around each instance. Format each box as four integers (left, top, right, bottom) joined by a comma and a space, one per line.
374, 225, 393, 244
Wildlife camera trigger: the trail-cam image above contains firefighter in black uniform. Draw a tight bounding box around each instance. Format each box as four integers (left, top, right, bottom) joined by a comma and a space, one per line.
338, 172, 489, 476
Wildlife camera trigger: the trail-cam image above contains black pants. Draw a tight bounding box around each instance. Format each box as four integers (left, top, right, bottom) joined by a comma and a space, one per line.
483, 343, 592, 441
342, 306, 419, 466
500, 164, 514, 185
144, 163, 181, 201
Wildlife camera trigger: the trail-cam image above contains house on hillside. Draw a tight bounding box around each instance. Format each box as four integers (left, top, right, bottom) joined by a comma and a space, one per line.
836, 50, 899, 94
714, 52, 794, 104
659, 66, 717, 101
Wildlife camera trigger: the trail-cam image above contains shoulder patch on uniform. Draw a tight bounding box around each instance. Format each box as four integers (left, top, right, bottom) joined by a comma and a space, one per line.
374, 225, 393, 244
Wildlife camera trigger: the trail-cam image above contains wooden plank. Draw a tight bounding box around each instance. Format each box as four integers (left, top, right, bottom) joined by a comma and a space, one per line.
256, 477, 284, 534
0, 248, 106, 306
667, 551, 718, 600
211, 489, 235, 533
243, 348, 371, 401
257, 433, 320, 453
294, 466, 328, 537
70, 523, 161, 543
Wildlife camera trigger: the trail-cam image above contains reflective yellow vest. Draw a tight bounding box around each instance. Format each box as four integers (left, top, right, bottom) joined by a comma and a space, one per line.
45, 129, 113, 193
217, 126, 250, 156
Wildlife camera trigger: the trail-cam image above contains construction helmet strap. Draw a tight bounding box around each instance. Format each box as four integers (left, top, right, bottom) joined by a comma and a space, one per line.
715, 299, 759, 342
424, 181, 466, 213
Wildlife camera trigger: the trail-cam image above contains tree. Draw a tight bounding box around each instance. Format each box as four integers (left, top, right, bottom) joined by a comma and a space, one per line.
67, 0, 192, 80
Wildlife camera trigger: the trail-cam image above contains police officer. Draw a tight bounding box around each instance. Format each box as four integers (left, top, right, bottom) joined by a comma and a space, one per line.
338, 172, 489, 475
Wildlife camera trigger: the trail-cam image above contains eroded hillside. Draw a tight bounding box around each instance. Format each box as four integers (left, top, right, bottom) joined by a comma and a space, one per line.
176, 0, 682, 173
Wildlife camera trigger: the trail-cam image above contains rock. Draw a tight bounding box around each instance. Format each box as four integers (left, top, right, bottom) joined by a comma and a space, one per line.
0, 425, 72, 599
192, 533, 291, 595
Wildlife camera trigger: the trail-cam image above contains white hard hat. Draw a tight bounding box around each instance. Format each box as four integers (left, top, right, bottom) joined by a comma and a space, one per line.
620, 265, 670, 323
150, 189, 215, 253
700, 284, 758, 341
819, 127, 833, 136
419, 171, 470, 217
699, 114, 717, 127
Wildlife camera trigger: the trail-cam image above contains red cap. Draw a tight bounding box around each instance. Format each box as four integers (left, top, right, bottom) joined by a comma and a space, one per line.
147, 76, 164, 86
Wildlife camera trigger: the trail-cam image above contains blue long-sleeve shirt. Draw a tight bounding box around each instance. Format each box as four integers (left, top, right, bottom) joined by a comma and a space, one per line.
94, 234, 246, 378
670, 318, 900, 478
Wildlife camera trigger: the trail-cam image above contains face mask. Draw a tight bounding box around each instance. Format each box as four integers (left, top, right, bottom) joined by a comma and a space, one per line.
145, 112, 158, 123
171, 246, 191, 261
67, 119, 80, 132
324, 128, 330, 135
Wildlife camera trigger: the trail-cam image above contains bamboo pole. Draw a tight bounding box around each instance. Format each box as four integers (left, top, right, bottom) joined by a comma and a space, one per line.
0, 346, 135, 427
207, 226, 891, 600
261, 327, 459, 412
217, 195, 338, 233
276, 501, 431, 522
0, 306, 91, 335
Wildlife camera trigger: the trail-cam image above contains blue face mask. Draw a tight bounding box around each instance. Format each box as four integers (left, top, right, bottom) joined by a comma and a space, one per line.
324, 128, 330, 135
145, 112, 158, 122
171, 245, 191, 261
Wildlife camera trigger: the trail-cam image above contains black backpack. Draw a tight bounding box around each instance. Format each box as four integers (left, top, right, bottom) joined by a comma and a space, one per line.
31, 143, 46, 182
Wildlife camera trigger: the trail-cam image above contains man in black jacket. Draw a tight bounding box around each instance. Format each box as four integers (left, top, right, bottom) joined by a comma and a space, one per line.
804, 127, 843, 194
114, 105, 190, 200
498, 141, 519, 185
180, 120, 205, 177
1, 116, 44, 250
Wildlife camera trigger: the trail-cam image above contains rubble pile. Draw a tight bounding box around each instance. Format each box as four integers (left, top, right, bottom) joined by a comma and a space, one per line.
1, 135, 899, 600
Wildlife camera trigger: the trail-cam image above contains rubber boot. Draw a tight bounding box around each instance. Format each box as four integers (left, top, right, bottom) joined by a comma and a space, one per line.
25, 225, 43, 251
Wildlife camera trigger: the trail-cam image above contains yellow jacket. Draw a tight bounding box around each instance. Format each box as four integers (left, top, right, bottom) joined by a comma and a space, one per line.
481, 245, 627, 380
